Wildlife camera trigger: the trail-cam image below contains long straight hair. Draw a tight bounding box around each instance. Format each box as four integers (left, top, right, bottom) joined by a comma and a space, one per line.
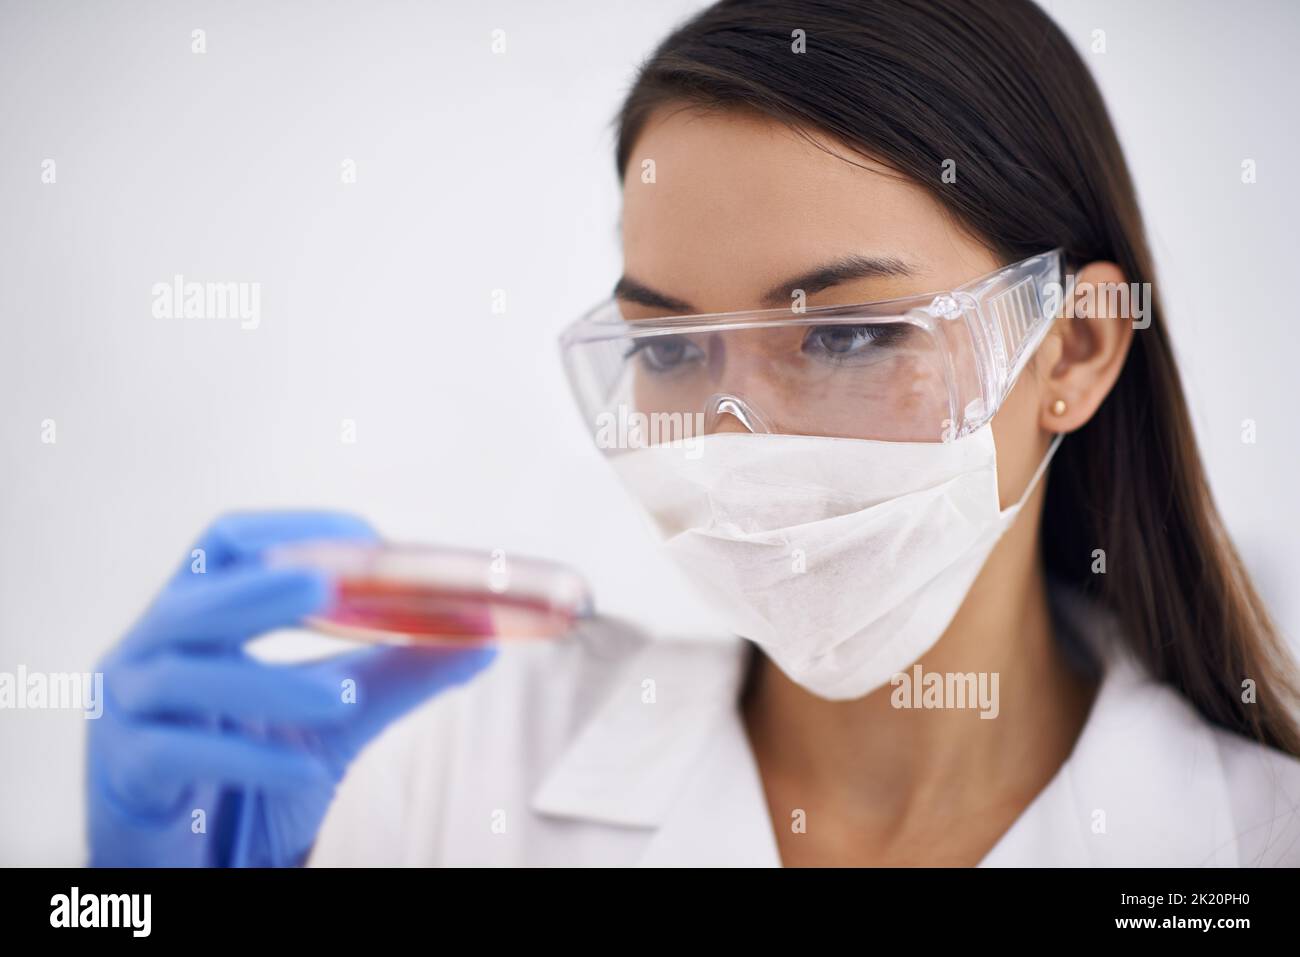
614, 0, 1300, 755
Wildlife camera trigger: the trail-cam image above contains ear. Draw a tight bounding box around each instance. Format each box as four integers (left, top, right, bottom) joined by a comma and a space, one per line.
1034, 261, 1135, 433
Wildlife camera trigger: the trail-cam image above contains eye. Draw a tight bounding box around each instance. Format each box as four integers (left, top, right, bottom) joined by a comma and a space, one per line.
801, 323, 908, 360
626, 335, 705, 373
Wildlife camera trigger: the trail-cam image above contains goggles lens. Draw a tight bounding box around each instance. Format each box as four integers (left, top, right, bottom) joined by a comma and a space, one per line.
560, 249, 1061, 450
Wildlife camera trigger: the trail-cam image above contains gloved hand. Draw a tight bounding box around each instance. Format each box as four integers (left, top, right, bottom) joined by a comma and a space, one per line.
87, 511, 497, 867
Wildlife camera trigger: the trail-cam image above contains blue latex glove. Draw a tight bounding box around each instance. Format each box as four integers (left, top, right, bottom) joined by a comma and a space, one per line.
87, 511, 497, 867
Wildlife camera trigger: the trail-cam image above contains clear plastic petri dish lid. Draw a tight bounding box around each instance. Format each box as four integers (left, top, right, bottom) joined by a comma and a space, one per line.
263, 540, 592, 646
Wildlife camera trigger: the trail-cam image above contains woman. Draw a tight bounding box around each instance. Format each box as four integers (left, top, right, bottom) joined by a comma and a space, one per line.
88, 0, 1300, 867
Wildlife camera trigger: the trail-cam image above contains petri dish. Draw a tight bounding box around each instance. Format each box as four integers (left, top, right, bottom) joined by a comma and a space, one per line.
263, 541, 592, 646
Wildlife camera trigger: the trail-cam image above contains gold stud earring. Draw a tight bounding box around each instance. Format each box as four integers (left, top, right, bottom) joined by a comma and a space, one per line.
1051, 398, 1067, 416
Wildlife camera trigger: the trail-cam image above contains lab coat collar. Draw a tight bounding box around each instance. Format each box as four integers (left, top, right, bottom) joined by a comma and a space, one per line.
528, 629, 780, 864
530, 585, 1240, 866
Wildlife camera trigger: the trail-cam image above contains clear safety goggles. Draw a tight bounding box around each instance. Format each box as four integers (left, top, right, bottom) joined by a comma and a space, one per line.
559, 249, 1062, 448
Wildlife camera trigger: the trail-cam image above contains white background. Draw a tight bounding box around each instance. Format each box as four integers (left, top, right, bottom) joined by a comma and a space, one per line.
1, 0, 1297, 865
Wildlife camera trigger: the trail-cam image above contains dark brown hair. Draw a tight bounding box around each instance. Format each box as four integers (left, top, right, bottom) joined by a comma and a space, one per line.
615, 0, 1300, 755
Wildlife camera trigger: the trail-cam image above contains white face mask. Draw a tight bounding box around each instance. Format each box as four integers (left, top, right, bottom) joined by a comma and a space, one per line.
610, 425, 1062, 700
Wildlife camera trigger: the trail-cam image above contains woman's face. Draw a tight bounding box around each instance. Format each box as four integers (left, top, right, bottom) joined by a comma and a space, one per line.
617, 105, 1050, 506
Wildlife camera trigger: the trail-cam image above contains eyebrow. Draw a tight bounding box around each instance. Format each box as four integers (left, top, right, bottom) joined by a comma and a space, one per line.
613, 254, 916, 315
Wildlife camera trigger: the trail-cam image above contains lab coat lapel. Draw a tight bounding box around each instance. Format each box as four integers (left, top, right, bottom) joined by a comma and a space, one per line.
635, 701, 782, 866
530, 634, 779, 867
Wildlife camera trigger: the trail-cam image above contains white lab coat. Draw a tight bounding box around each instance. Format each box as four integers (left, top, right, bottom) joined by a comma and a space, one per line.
308, 586, 1300, 866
